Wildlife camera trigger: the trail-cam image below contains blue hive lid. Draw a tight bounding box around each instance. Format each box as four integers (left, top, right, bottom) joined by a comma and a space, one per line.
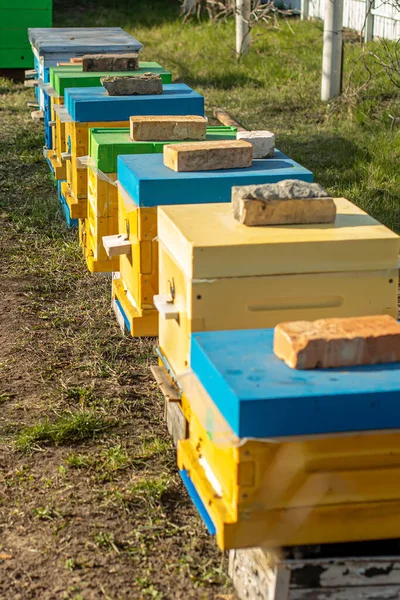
117, 151, 313, 207
28, 27, 142, 54
64, 83, 204, 123
191, 328, 400, 439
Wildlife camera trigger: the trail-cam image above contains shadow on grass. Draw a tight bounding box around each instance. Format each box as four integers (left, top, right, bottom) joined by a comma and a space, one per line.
277, 133, 369, 183
278, 132, 400, 231
53, 0, 181, 28
169, 63, 264, 90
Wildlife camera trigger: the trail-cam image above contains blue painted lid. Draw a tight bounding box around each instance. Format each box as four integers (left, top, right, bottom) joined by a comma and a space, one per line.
28, 27, 142, 54
64, 83, 204, 123
191, 328, 400, 439
117, 151, 313, 207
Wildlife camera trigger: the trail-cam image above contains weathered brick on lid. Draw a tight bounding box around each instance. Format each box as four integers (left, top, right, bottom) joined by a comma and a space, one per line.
82, 53, 139, 72
232, 179, 335, 226
274, 315, 400, 370
163, 139, 253, 172
130, 115, 207, 141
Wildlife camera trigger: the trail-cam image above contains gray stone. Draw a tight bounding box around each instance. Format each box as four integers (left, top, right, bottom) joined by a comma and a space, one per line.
232, 179, 336, 226
101, 73, 163, 96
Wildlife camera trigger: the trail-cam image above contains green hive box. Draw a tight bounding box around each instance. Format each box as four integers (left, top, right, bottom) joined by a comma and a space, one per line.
50, 62, 172, 96
88, 125, 239, 173
0, 0, 52, 69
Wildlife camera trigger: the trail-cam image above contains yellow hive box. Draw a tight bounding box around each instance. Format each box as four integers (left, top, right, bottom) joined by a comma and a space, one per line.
110, 186, 158, 336
157, 199, 399, 378
177, 372, 400, 550
46, 97, 66, 180
64, 120, 129, 218
82, 168, 119, 273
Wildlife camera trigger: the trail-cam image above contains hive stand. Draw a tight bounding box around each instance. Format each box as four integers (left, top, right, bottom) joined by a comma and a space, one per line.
229, 544, 400, 600
150, 365, 187, 447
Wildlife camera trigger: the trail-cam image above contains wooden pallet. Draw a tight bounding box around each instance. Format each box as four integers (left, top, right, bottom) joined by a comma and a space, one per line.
229, 545, 400, 599
150, 365, 187, 446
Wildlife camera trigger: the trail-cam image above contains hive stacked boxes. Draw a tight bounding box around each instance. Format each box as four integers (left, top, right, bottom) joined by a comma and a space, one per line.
26, 27, 400, 558
27, 28, 143, 110
178, 322, 400, 550
44, 61, 172, 171
155, 196, 398, 377
60, 83, 204, 226
110, 150, 312, 336
85, 124, 238, 274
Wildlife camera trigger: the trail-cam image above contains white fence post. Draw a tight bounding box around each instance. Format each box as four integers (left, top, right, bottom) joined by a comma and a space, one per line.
182, 0, 196, 13
236, 0, 251, 55
364, 0, 374, 42
321, 0, 344, 101
301, 0, 310, 21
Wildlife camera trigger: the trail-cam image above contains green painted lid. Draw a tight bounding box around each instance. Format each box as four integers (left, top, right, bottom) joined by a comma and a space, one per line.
88, 126, 238, 173
50, 62, 172, 96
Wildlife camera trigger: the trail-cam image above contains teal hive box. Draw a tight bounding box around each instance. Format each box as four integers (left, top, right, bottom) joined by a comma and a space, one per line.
190, 327, 400, 439
62, 83, 205, 205
116, 151, 313, 207
64, 83, 204, 122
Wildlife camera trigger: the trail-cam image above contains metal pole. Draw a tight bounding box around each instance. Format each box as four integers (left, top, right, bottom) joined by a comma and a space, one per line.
301, 0, 309, 21
182, 0, 196, 13
364, 0, 374, 42
236, 0, 251, 56
321, 0, 344, 101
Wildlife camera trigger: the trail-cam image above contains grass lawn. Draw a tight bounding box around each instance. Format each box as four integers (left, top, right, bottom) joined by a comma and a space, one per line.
0, 0, 399, 598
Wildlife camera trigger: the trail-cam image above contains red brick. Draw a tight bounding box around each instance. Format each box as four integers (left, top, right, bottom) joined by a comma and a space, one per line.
274, 315, 400, 369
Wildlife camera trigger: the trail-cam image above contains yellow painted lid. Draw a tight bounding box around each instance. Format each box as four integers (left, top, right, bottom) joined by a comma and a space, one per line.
158, 199, 399, 279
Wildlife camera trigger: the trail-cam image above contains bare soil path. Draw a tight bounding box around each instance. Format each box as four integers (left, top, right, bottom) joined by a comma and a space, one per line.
0, 81, 233, 600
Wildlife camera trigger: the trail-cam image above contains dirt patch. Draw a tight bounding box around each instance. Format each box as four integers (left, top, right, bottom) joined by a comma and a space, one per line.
0, 91, 235, 599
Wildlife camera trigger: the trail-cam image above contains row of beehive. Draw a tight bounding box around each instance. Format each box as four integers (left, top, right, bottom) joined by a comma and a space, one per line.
29, 27, 400, 552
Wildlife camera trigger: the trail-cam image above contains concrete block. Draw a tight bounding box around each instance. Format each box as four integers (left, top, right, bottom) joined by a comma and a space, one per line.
274, 314, 400, 370
82, 53, 139, 72
232, 179, 335, 225
163, 139, 253, 172
130, 115, 207, 141
237, 129, 275, 158
101, 73, 163, 96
